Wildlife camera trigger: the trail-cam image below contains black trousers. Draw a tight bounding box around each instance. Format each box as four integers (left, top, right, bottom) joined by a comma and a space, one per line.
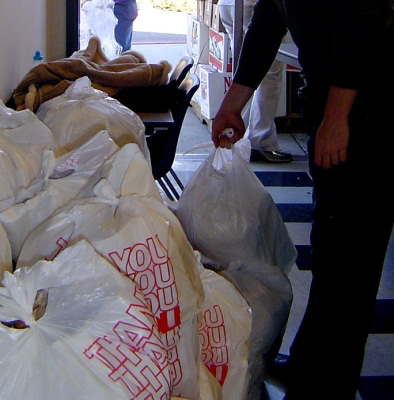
285, 94, 394, 399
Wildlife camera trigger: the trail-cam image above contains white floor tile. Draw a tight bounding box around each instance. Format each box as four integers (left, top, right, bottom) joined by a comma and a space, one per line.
267, 186, 313, 204
285, 222, 312, 246
362, 334, 394, 376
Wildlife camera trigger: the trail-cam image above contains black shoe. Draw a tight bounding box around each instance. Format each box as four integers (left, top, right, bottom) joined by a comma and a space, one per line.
266, 353, 291, 385
251, 149, 293, 163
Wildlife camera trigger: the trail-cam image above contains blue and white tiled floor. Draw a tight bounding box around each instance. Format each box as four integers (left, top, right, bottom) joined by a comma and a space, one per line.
170, 107, 394, 400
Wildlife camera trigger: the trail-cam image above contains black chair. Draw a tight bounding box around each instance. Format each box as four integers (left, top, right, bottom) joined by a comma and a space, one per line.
113, 55, 194, 113
113, 56, 199, 200
167, 55, 194, 88
140, 73, 200, 200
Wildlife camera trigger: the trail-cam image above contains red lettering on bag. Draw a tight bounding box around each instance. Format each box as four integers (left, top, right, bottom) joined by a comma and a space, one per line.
129, 243, 151, 273
205, 305, 224, 327
158, 285, 178, 311
199, 304, 229, 386
157, 305, 181, 333
209, 325, 226, 347
207, 364, 229, 386
154, 261, 175, 288
147, 236, 168, 264
134, 270, 155, 294
166, 346, 183, 386
108, 247, 129, 273
160, 326, 180, 349
108, 236, 180, 333
201, 348, 213, 365
45, 237, 68, 261
145, 292, 159, 315
85, 337, 170, 398
108, 235, 183, 389
212, 345, 229, 365
84, 302, 172, 398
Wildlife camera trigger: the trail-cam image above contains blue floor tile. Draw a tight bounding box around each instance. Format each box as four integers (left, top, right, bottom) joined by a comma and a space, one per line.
295, 244, 312, 271
370, 299, 394, 334
276, 203, 312, 223
254, 171, 312, 187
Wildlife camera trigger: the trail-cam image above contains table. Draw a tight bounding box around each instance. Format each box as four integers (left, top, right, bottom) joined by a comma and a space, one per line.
136, 111, 174, 134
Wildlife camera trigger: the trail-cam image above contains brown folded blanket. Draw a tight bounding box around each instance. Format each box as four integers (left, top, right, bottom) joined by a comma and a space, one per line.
14, 36, 172, 112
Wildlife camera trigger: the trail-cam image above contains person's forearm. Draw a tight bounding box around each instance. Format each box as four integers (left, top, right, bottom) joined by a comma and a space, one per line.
219, 82, 254, 114
313, 85, 358, 168
211, 83, 254, 147
324, 85, 357, 123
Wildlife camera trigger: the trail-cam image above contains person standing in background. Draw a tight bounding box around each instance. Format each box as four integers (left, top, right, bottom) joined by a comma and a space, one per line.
113, 0, 138, 52
218, 0, 292, 163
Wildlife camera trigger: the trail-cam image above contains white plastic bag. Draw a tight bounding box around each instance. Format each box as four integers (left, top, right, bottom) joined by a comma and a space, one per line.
0, 240, 172, 399
78, 141, 161, 201
197, 252, 252, 400
36, 76, 150, 160
219, 263, 292, 399
17, 182, 204, 400
0, 223, 12, 283
0, 130, 118, 262
175, 143, 297, 274
50, 129, 118, 178
0, 99, 58, 212
0, 99, 57, 150
174, 143, 296, 399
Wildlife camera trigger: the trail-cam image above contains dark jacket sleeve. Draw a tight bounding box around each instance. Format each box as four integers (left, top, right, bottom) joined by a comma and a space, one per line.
233, 0, 287, 90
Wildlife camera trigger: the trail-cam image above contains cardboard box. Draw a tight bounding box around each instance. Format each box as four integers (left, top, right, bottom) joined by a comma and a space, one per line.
204, 1, 213, 27
211, 4, 226, 32
192, 64, 202, 104
188, 18, 209, 65
199, 64, 232, 119
208, 28, 232, 73
197, 1, 205, 23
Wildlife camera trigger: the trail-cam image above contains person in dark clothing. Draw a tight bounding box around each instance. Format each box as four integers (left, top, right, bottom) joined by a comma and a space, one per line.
212, 1, 394, 399
113, 0, 138, 52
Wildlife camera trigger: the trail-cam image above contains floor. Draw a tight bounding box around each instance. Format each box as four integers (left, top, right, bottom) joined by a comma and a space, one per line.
169, 107, 394, 400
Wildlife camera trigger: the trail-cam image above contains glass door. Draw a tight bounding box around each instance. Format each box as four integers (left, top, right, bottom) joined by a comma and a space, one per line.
67, 0, 121, 59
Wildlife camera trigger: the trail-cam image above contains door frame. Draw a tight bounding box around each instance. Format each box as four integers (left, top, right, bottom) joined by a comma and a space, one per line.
66, 0, 80, 56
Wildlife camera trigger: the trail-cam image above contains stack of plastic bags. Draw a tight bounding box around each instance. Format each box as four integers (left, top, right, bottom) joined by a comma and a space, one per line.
0, 73, 294, 399
1, 92, 230, 397
16, 164, 205, 399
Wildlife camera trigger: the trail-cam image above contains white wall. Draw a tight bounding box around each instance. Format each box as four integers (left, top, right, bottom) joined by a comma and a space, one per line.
0, 0, 66, 102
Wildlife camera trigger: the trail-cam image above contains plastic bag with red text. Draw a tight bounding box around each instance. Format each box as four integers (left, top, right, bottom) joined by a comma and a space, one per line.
0, 240, 172, 399
17, 179, 204, 400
